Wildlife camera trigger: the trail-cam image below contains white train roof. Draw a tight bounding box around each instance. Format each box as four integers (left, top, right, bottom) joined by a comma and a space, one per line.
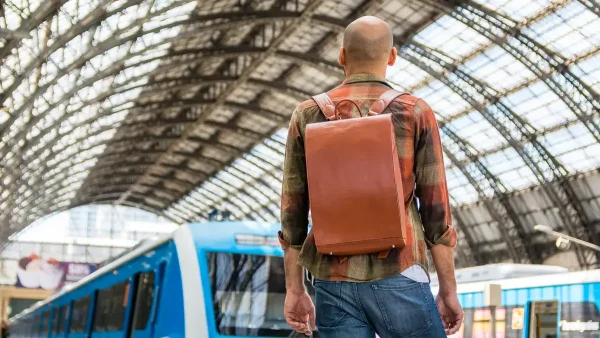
429, 263, 568, 286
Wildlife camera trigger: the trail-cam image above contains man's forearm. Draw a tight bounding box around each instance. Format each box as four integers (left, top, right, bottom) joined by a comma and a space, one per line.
430, 244, 457, 295
284, 249, 306, 294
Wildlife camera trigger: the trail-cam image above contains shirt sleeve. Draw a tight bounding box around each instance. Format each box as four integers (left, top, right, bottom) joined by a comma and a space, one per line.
413, 99, 457, 248
279, 106, 310, 251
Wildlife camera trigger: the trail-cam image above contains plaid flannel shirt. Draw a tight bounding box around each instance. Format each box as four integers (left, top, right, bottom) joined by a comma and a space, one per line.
279, 73, 457, 282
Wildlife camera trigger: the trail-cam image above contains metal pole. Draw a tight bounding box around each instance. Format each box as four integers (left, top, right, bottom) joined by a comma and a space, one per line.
490, 306, 496, 338
534, 224, 600, 252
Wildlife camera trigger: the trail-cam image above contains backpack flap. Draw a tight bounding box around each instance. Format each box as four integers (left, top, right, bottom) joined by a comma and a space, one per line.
306, 90, 409, 256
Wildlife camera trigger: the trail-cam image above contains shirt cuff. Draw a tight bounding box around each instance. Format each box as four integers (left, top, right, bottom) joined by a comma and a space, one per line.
278, 231, 303, 251
425, 225, 457, 249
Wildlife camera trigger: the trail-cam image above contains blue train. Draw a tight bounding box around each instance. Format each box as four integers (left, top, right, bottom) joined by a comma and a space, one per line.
8, 221, 600, 338
434, 263, 600, 338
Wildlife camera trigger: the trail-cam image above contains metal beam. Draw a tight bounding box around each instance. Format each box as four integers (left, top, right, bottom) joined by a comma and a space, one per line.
1, 40, 338, 140
401, 42, 596, 267
0, 28, 31, 39
0, 0, 67, 60
0, 11, 338, 214
436, 0, 600, 143
441, 125, 530, 263
118, 1, 325, 206
0, 95, 289, 171
73, 191, 173, 208
1, 47, 320, 165
578, 0, 600, 16
451, 210, 479, 267
6, 120, 242, 190
11, 159, 206, 220
0, 0, 191, 105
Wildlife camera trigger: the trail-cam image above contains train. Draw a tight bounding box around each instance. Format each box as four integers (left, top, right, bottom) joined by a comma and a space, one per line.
8, 221, 600, 338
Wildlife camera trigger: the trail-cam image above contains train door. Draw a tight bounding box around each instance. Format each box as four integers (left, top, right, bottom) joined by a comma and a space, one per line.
527, 300, 559, 338
127, 262, 165, 338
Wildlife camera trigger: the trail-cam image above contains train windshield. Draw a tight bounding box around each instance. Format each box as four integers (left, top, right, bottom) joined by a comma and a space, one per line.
206, 252, 311, 337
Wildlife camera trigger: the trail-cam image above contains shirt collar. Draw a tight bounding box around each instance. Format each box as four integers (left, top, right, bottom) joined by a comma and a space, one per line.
342, 73, 391, 86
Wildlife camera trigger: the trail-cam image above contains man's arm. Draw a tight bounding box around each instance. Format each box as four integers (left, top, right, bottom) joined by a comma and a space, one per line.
279, 107, 310, 252
412, 99, 462, 334
431, 244, 462, 332
279, 107, 315, 335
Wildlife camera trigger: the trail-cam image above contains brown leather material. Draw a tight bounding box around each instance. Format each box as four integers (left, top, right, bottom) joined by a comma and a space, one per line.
377, 250, 391, 259
369, 89, 407, 115
306, 90, 408, 256
312, 93, 336, 120
334, 99, 365, 118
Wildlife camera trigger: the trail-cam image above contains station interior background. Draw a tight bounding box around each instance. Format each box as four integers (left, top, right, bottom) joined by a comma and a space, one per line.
0, 0, 599, 325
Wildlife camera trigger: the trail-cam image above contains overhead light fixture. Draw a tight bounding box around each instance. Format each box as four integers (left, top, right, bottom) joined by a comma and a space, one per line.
534, 224, 600, 252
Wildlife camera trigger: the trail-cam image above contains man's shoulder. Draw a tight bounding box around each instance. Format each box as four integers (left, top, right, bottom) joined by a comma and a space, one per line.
392, 93, 422, 107
391, 93, 434, 117
297, 97, 319, 111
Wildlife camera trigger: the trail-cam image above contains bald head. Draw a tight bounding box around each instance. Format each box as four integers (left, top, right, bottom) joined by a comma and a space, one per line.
342, 16, 394, 67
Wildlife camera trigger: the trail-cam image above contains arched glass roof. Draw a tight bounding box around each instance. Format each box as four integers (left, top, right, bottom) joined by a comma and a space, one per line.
1, 0, 599, 268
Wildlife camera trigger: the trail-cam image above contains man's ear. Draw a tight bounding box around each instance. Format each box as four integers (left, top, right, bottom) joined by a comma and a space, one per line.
388, 47, 397, 66
338, 47, 346, 67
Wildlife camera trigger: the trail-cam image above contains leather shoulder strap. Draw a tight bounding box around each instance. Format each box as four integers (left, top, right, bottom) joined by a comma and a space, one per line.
312, 93, 336, 121
369, 89, 409, 115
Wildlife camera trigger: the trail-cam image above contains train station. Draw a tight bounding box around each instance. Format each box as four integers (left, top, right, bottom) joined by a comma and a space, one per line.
0, 0, 599, 337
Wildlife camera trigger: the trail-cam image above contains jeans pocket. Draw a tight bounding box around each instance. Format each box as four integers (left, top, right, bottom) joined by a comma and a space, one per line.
371, 282, 432, 336
314, 281, 346, 328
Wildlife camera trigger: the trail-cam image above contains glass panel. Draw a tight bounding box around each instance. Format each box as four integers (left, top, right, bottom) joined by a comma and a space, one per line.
446, 110, 507, 153
460, 46, 535, 92
207, 252, 314, 336
414, 16, 490, 59
70, 296, 90, 333
560, 302, 600, 337
52, 306, 61, 333
41, 311, 50, 335
539, 123, 600, 172
526, 2, 600, 58
474, 0, 551, 21
93, 280, 129, 331
413, 80, 471, 119
481, 148, 539, 190
131, 271, 156, 331
572, 54, 600, 94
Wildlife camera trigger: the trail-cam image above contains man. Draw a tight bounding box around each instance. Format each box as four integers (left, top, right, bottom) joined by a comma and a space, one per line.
278, 16, 463, 338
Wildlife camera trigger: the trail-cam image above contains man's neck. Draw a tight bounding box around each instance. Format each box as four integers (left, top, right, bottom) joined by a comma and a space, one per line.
344, 69, 387, 80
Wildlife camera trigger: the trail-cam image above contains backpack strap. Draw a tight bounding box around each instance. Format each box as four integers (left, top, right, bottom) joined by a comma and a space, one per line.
312, 93, 336, 121
368, 89, 409, 115
375, 89, 408, 260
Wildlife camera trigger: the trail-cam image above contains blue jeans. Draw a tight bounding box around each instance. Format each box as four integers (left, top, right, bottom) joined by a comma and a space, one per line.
313, 274, 446, 338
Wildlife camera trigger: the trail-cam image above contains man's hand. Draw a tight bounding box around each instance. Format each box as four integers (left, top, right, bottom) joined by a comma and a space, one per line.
284, 290, 316, 336
435, 292, 463, 335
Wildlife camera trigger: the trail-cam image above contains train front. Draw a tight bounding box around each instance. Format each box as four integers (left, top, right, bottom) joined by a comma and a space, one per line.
186, 221, 317, 338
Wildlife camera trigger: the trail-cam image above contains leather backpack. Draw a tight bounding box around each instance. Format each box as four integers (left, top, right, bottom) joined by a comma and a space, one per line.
305, 89, 409, 257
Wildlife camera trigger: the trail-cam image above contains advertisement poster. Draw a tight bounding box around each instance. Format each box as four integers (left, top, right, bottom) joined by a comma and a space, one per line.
16, 254, 97, 291
512, 308, 524, 329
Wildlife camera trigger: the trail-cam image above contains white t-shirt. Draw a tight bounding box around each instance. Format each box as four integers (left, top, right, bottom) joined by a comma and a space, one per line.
401, 264, 429, 283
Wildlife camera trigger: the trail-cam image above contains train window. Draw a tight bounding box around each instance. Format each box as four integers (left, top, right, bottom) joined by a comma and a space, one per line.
560, 302, 600, 337
53, 305, 67, 333
206, 252, 314, 336
51, 306, 61, 333
34, 314, 41, 335
92, 280, 129, 332
70, 296, 91, 333
131, 271, 155, 330
454, 307, 524, 338
473, 308, 506, 337
42, 309, 52, 334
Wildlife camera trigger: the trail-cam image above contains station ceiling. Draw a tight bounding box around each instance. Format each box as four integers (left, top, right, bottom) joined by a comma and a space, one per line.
1, 0, 599, 268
